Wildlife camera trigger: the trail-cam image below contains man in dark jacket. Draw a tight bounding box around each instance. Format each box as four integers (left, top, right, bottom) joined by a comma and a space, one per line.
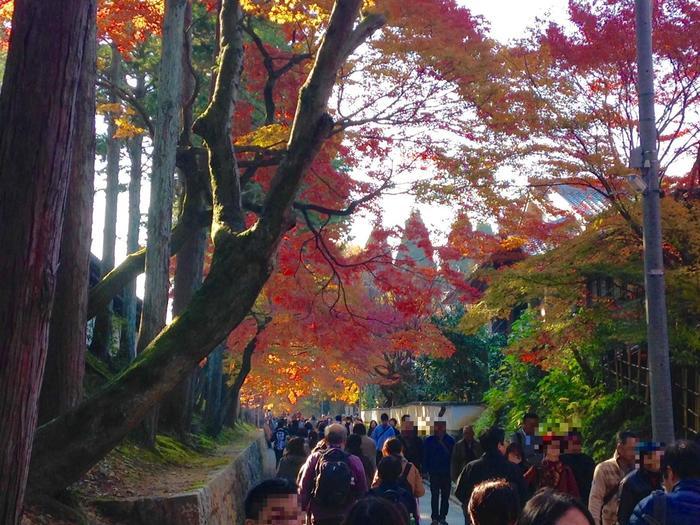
424, 421, 455, 525
451, 425, 482, 483
617, 442, 663, 525
629, 440, 700, 525
455, 426, 527, 525
561, 429, 595, 504
399, 419, 424, 474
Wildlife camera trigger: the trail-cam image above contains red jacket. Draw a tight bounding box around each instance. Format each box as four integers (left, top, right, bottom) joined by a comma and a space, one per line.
525, 459, 580, 498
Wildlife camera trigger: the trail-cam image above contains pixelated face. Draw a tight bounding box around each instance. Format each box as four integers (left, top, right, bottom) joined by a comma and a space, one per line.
545, 440, 561, 461
642, 450, 663, 472
247, 494, 302, 525
464, 427, 475, 440
554, 508, 591, 525
618, 437, 638, 464
566, 435, 582, 454
434, 422, 446, 437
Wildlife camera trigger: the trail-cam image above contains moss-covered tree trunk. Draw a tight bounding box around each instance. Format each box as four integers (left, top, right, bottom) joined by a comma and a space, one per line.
91, 43, 122, 364
135, 0, 188, 446
38, 17, 97, 425
0, 0, 95, 521
27, 0, 384, 496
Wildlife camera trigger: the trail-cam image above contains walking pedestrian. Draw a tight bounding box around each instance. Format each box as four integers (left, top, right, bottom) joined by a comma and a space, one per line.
467, 479, 519, 525
629, 439, 700, 525
511, 413, 543, 467
452, 426, 482, 483
353, 422, 378, 474
371, 413, 398, 465
424, 421, 455, 525
370, 455, 419, 522
588, 430, 637, 525
456, 427, 526, 525
373, 437, 425, 500
348, 433, 376, 488
298, 423, 369, 524
561, 430, 595, 504
342, 496, 410, 525
524, 433, 579, 498
276, 436, 308, 486
244, 478, 303, 525
400, 419, 425, 475
617, 441, 663, 525
273, 419, 291, 465
517, 488, 594, 525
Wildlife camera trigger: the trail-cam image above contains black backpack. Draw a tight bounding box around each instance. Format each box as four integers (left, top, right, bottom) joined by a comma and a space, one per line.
375, 485, 417, 522
312, 448, 355, 507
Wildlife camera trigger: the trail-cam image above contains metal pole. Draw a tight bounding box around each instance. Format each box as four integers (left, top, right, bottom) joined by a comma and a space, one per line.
634, 0, 675, 444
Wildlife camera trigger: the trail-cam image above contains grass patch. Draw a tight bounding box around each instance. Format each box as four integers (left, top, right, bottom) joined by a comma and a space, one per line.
115, 423, 258, 469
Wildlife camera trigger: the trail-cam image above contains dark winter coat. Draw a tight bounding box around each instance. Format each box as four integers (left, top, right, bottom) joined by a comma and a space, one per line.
617, 468, 662, 525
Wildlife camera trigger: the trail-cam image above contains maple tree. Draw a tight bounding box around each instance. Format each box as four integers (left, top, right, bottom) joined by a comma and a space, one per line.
21, 0, 501, 497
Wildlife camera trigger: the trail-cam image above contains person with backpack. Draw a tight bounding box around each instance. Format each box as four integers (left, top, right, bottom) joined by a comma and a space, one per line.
588, 431, 637, 525
373, 437, 425, 501
273, 419, 291, 465
276, 437, 309, 486
629, 440, 700, 525
371, 413, 398, 465
298, 423, 369, 524
370, 455, 420, 524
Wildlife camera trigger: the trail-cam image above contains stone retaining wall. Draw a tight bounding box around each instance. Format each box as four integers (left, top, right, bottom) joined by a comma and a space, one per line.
94, 432, 276, 525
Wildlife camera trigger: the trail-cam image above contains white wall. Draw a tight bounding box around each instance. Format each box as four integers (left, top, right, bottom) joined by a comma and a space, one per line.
361, 403, 485, 437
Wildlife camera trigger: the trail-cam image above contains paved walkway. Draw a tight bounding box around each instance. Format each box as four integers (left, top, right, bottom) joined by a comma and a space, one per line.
418, 481, 464, 524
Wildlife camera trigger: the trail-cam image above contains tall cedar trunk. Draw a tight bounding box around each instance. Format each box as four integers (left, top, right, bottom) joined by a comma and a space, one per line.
91, 44, 122, 363
28, 0, 383, 495
37, 24, 97, 426
135, 0, 187, 446
119, 74, 146, 363
204, 345, 225, 435
159, 0, 205, 438
0, 0, 95, 521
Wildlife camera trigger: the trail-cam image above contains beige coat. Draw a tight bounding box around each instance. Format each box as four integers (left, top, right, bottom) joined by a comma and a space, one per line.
588, 452, 634, 525
372, 456, 425, 498
360, 434, 377, 470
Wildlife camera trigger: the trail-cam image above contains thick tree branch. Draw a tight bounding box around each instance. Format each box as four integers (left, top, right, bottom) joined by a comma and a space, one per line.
192, 0, 245, 231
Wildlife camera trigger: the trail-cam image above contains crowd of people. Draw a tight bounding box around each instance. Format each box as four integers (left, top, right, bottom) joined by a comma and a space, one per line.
244, 411, 700, 525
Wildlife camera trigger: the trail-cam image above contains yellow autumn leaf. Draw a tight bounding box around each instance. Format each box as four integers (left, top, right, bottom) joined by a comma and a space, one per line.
113, 117, 146, 139
235, 123, 289, 151
97, 102, 122, 115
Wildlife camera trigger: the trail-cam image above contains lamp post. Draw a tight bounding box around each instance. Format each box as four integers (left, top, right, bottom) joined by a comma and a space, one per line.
634, 0, 675, 444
